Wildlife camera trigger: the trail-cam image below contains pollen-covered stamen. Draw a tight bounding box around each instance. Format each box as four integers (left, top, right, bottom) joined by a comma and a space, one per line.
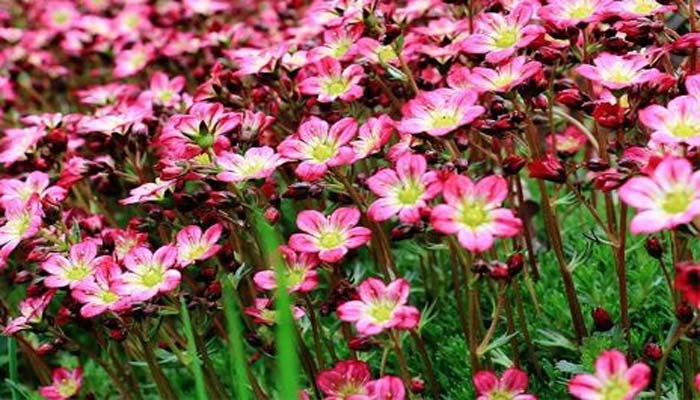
666, 119, 700, 138
6, 212, 32, 236
393, 179, 425, 206
140, 267, 165, 288
367, 299, 398, 323
57, 379, 79, 398
600, 64, 637, 84
598, 377, 631, 400
565, 0, 595, 18
661, 188, 694, 214
99, 290, 120, 305
65, 262, 93, 281
491, 25, 521, 49
321, 77, 351, 97
458, 200, 491, 228
306, 138, 339, 163
427, 109, 460, 129
317, 228, 346, 249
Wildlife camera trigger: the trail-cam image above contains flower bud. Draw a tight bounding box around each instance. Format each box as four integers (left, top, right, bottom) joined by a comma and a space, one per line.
110, 328, 128, 342
410, 378, 425, 394
348, 336, 375, 351
592, 307, 614, 331
592, 103, 625, 129
205, 281, 222, 300
643, 342, 662, 361
676, 302, 694, 324
585, 158, 609, 172
263, 206, 281, 224
507, 253, 525, 277
488, 261, 510, 280
36, 343, 56, 356
503, 155, 527, 175
528, 154, 566, 183
645, 237, 664, 259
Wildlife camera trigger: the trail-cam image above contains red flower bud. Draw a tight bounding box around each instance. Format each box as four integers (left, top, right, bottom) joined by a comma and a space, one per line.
263, 206, 281, 224
205, 281, 222, 300
592, 307, 614, 331
410, 378, 426, 393
643, 342, 663, 361
645, 237, 664, 259
592, 103, 625, 129
676, 302, 694, 324
507, 253, 525, 277
503, 155, 527, 175
348, 336, 375, 351
528, 154, 566, 183
110, 328, 128, 342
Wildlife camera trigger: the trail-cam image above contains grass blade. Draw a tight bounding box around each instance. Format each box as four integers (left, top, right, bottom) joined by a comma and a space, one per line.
8, 337, 18, 400
180, 298, 209, 400
222, 277, 252, 400
252, 210, 299, 400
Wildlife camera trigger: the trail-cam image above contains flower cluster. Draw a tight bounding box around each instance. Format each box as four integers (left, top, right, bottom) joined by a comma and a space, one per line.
2, 0, 700, 398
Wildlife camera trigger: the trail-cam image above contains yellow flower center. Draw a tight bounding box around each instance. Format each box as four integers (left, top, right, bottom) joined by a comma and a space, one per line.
395, 180, 424, 206
567, 1, 595, 19
141, 268, 164, 288
458, 200, 491, 228
317, 229, 345, 249
601, 65, 637, 84
492, 26, 520, 49
668, 120, 700, 138
322, 77, 350, 97
630, 0, 659, 14
66, 262, 92, 281
599, 377, 631, 400
309, 140, 338, 163
428, 110, 460, 129
661, 188, 694, 214
100, 290, 120, 304
368, 300, 396, 323
57, 379, 78, 397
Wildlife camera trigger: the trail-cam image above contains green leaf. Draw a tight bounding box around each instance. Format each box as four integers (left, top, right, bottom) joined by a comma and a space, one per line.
222, 277, 252, 400
252, 210, 299, 400
180, 298, 209, 400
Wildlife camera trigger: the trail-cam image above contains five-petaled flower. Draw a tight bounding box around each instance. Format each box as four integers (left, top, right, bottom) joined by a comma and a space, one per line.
298, 57, 365, 103
39, 367, 83, 400
398, 88, 485, 137
289, 207, 371, 263
337, 278, 420, 336
176, 224, 223, 267
473, 368, 537, 400
568, 349, 651, 400
367, 154, 442, 224
431, 174, 523, 252
116, 245, 181, 302
619, 157, 700, 234
42, 240, 110, 288
278, 117, 357, 181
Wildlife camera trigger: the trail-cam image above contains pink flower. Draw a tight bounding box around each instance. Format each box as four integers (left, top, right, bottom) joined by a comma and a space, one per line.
216, 147, 287, 183
605, 0, 674, 17
546, 126, 588, 156
71, 260, 132, 318
619, 157, 700, 234
183, 0, 229, 15
159, 102, 241, 159
576, 53, 661, 90
41, 2, 79, 32
115, 246, 181, 302
39, 367, 83, 400
289, 207, 371, 263
473, 368, 536, 400
278, 117, 357, 181
120, 179, 175, 205
316, 360, 372, 400
0, 126, 46, 166
430, 174, 522, 252
367, 154, 442, 224
366, 376, 406, 400
538, 0, 614, 28
3, 291, 54, 335
310, 25, 364, 62
460, 4, 544, 63
253, 245, 319, 293
113, 43, 154, 78
0, 171, 67, 208
469, 56, 542, 93
397, 88, 485, 137
350, 115, 395, 161
568, 350, 651, 400
176, 224, 223, 266
146, 72, 185, 107
336, 278, 420, 336
244, 298, 305, 325
639, 95, 700, 146
299, 57, 364, 103
0, 199, 43, 268
42, 240, 109, 288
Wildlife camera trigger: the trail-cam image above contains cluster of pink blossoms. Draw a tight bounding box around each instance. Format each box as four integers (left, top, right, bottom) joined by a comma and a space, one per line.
6, 0, 700, 398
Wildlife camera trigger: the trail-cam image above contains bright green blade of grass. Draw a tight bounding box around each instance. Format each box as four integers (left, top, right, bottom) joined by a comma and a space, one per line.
8, 337, 18, 400
180, 298, 209, 400
222, 277, 252, 400
252, 210, 299, 400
